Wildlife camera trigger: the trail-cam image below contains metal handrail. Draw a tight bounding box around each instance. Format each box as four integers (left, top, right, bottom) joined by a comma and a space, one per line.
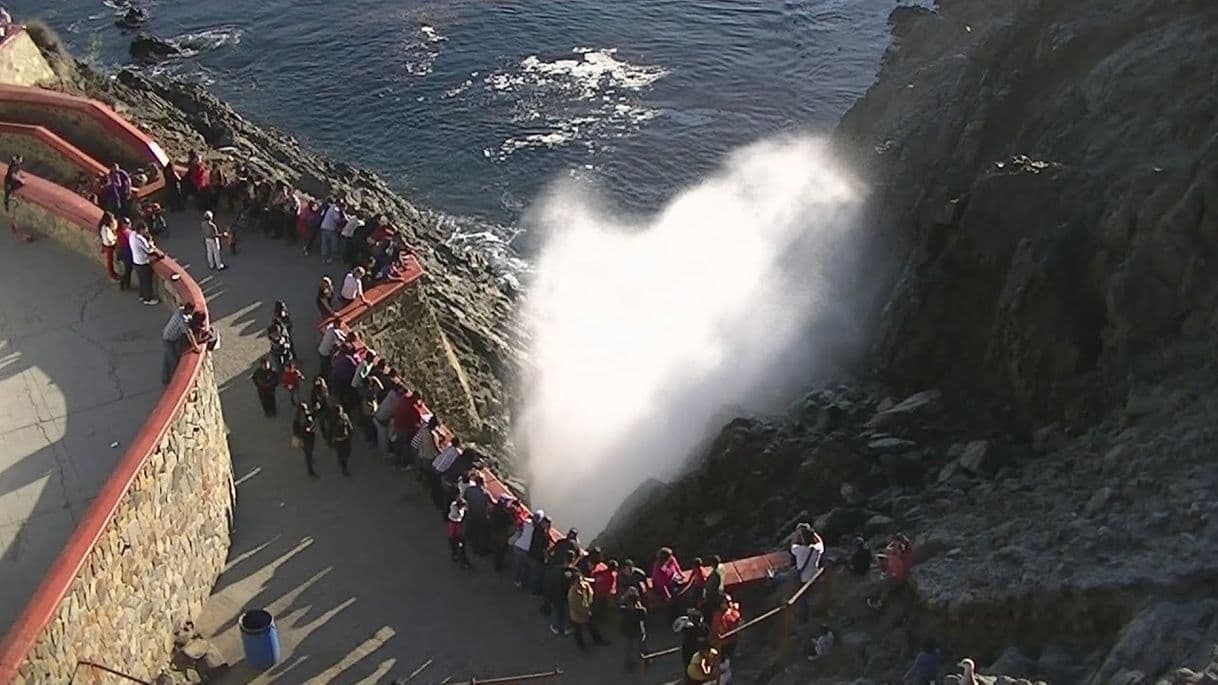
72, 660, 153, 684
639, 566, 830, 676
448, 668, 564, 684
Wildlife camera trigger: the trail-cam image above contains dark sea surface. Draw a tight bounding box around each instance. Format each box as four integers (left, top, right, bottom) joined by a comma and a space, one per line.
16, 0, 898, 247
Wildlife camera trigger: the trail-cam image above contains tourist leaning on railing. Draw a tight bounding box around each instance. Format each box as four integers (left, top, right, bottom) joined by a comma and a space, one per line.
160, 301, 200, 385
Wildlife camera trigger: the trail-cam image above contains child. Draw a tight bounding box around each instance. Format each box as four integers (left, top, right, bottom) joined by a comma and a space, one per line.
281, 360, 304, 407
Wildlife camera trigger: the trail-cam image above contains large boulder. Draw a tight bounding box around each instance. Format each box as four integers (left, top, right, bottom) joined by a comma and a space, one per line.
129, 33, 180, 63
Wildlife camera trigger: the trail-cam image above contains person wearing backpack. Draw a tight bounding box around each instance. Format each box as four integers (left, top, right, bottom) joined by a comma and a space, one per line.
568, 572, 602, 651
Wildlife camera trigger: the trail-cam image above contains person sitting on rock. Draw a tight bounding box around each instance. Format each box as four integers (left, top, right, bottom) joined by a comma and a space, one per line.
868, 533, 915, 609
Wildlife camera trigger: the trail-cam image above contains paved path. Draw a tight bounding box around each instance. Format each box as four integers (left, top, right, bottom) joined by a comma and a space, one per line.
155, 217, 681, 685
0, 231, 164, 633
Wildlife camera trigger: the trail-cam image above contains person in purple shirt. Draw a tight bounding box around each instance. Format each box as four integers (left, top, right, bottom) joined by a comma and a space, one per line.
330, 344, 360, 411
106, 163, 133, 217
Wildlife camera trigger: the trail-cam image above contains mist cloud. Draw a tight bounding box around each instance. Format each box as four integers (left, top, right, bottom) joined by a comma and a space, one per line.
517, 135, 866, 535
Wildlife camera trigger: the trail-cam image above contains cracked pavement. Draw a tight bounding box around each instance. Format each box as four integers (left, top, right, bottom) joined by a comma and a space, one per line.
0, 234, 164, 632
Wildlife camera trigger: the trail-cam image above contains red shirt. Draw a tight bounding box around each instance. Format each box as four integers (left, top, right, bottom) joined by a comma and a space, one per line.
187, 161, 209, 189
393, 397, 423, 436
281, 367, 303, 391
591, 564, 616, 599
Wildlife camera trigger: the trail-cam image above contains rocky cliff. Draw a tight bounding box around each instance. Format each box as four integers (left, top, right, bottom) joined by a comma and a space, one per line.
601, 1, 1218, 682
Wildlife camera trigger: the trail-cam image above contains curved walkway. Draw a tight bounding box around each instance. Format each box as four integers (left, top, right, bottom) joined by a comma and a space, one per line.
153, 221, 683, 684
0, 232, 164, 633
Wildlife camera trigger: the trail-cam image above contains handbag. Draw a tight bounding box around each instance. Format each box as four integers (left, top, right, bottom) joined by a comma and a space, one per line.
290, 435, 303, 449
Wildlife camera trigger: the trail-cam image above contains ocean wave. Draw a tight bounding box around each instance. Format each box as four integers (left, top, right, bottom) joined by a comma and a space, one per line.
168, 27, 243, 57
481, 48, 666, 160
486, 48, 667, 100
400, 24, 447, 77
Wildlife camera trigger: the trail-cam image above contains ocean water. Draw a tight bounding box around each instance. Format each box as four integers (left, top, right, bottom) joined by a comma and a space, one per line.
16, 0, 897, 252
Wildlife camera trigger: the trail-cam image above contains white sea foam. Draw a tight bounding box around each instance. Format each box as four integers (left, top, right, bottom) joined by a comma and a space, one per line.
169, 27, 243, 57
482, 48, 667, 160
518, 135, 868, 536
400, 25, 447, 76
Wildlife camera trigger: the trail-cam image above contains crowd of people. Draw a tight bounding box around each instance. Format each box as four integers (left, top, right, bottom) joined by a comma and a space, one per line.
92, 150, 931, 683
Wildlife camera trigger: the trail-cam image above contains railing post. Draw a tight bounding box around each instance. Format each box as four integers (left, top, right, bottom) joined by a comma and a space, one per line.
778, 604, 795, 663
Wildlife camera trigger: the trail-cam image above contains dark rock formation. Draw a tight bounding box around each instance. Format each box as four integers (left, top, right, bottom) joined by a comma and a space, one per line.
115, 7, 149, 30
836, 0, 1218, 431
129, 33, 180, 63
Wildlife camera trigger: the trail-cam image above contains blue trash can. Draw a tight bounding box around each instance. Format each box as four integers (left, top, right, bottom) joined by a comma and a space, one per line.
239, 609, 280, 670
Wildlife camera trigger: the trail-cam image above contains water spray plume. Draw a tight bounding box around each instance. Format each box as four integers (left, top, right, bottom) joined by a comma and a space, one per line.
519, 135, 866, 536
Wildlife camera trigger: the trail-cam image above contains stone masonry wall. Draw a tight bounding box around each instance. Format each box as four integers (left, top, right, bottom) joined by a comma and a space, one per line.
2, 177, 234, 683
350, 285, 483, 441
13, 356, 234, 685
0, 31, 55, 88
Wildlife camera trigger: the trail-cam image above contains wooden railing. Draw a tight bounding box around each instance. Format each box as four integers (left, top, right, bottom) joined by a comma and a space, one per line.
638, 567, 832, 681
71, 660, 153, 684
446, 668, 564, 684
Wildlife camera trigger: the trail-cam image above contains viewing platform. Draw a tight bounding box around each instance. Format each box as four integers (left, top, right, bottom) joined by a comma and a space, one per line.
0, 28, 796, 684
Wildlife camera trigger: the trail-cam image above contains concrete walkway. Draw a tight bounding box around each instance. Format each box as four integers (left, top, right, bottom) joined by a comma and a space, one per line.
155, 217, 681, 684
0, 231, 164, 633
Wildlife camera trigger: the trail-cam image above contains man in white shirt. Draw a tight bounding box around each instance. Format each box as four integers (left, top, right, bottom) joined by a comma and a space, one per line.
318, 201, 344, 263
340, 209, 363, 264
201, 210, 227, 271
129, 224, 162, 305
317, 322, 347, 379
789, 523, 825, 626
340, 267, 370, 307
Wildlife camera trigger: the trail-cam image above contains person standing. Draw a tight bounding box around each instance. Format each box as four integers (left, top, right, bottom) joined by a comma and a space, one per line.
317, 321, 347, 380
446, 498, 472, 569
315, 276, 337, 322
340, 208, 364, 265
106, 163, 133, 217
569, 572, 599, 651
201, 210, 227, 270
4, 154, 23, 211
281, 360, 304, 407
251, 357, 279, 417
411, 415, 441, 475
292, 402, 319, 477
463, 473, 492, 555
311, 377, 333, 445
116, 217, 135, 291
332, 405, 354, 475
318, 200, 344, 263
161, 302, 200, 385
619, 587, 648, 673
98, 211, 119, 281
129, 223, 163, 305
183, 151, 209, 207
